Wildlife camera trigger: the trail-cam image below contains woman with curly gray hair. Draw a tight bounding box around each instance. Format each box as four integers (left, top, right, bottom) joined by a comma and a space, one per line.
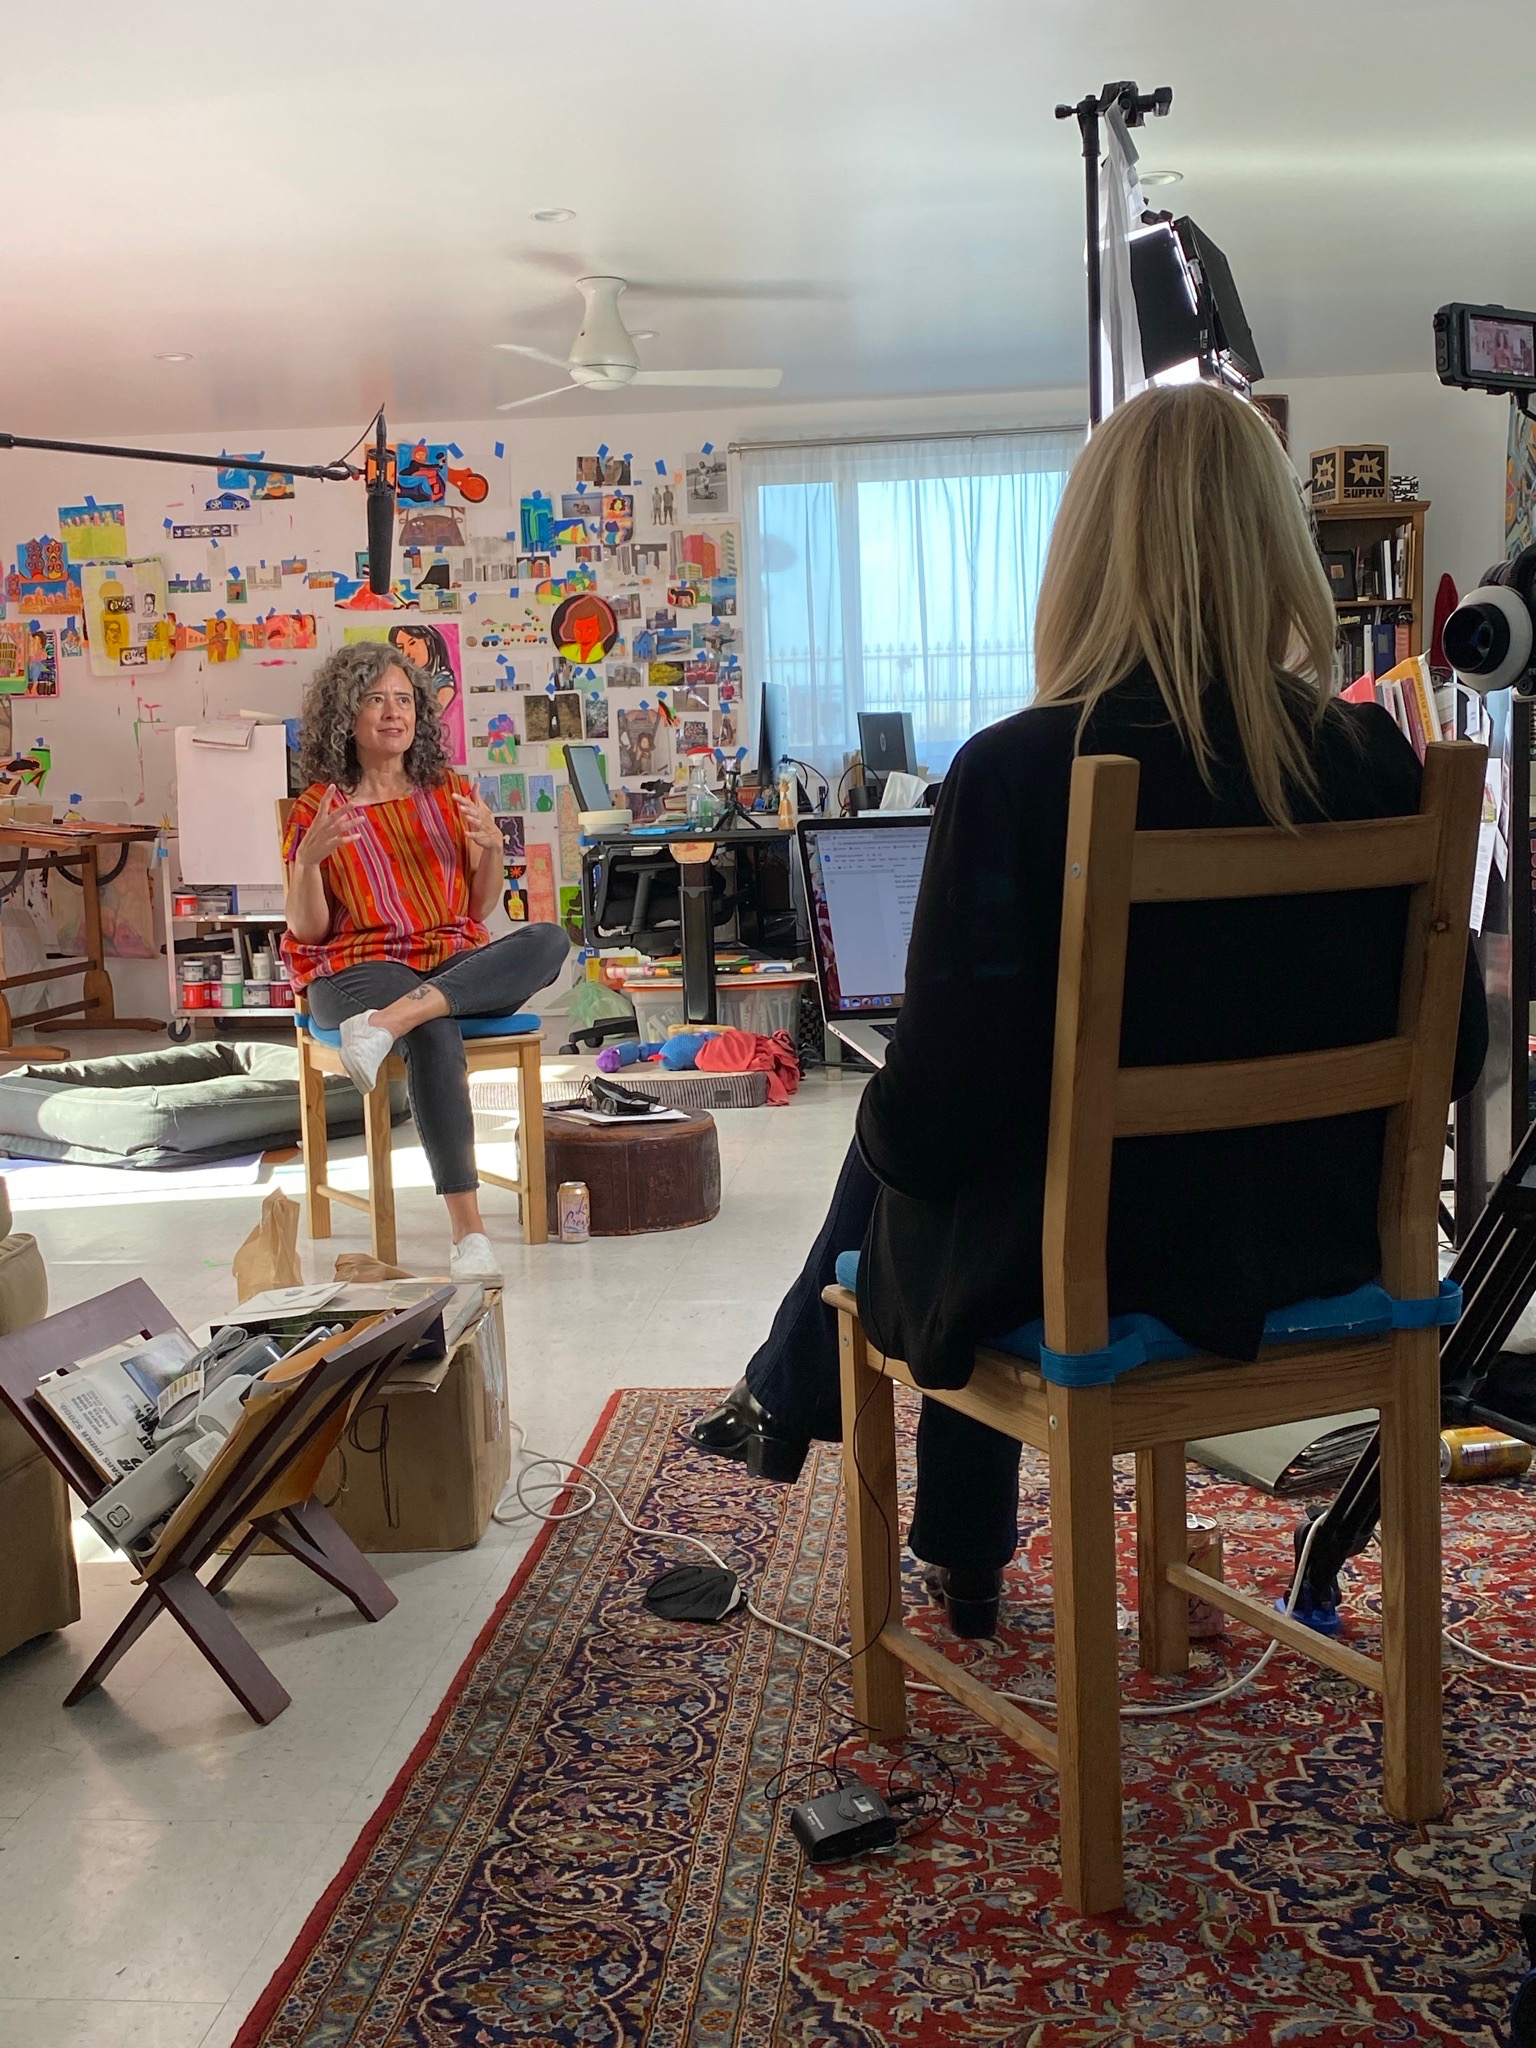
281, 639, 568, 1280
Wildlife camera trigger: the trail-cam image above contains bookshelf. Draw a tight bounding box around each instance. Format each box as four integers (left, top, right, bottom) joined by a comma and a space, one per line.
1314, 497, 1429, 684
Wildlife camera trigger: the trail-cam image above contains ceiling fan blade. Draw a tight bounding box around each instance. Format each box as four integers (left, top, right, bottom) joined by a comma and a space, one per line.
495, 384, 581, 412
493, 342, 572, 370
629, 368, 783, 388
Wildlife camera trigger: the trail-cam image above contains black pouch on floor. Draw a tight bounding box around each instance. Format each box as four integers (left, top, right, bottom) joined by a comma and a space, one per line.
643, 1564, 741, 1622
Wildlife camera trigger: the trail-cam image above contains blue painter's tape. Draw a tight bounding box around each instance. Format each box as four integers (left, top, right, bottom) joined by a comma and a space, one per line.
84, 495, 97, 508
215, 608, 226, 619
493, 441, 505, 459
163, 519, 173, 529
505, 531, 517, 541
623, 452, 632, 464
448, 443, 463, 458
597, 443, 609, 460
656, 459, 667, 475
467, 592, 477, 604
701, 441, 713, 454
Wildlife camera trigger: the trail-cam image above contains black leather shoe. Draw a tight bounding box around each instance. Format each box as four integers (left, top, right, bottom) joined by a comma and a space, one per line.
689, 1379, 810, 1484
922, 1565, 1004, 1640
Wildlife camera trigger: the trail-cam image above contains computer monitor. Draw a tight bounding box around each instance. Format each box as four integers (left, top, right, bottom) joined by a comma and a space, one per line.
856, 711, 916, 786
562, 743, 612, 814
799, 815, 931, 1018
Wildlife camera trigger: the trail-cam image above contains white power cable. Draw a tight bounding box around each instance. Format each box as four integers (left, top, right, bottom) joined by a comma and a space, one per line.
498, 1425, 1536, 1710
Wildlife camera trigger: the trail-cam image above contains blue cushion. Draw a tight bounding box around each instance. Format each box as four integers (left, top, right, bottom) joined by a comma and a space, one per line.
831, 1251, 1461, 1388
299, 1012, 539, 1049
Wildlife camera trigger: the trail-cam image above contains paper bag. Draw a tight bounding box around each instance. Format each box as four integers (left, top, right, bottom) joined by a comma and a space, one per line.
232, 1187, 302, 1301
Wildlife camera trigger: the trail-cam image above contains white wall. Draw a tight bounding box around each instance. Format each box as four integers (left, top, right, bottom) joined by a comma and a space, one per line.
1267, 370, 1512, 600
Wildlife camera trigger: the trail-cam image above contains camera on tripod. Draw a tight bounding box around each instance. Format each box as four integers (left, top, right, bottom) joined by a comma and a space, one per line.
1432, 303, 1536, 696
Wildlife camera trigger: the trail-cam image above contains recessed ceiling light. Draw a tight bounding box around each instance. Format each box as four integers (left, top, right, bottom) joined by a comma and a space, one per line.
155, 351, 193, 362
1140, 169, 1183, 187
531, 207, 576, 223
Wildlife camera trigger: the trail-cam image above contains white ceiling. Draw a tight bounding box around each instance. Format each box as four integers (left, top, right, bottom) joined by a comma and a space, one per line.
6, 0, 1536, 438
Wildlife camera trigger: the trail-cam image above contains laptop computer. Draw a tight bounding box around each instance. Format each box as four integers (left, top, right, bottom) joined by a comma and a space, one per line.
798, 813, 931, 1067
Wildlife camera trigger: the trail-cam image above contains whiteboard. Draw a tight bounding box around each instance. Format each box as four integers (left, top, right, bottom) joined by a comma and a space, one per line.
174, 725, 289, 884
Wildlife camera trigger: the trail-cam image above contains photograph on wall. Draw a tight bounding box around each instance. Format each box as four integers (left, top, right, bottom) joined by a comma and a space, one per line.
617, 705, 667, 779
680, 719, 710, 752
607, 661, 643, 689
582, 692, 610, 739
0, 626, 27, 693
346, 620, 466, 766
677, 676, 713, 712
58, 502, 127, 562
713, 705, 740, 750
81, 557, 173, 675
522, 691, 582, 743
648, 481, 677, 527
399, 504, 467, 550
577, 453, 632, 488
685, 450, 731, 516
648, 658, 685, 694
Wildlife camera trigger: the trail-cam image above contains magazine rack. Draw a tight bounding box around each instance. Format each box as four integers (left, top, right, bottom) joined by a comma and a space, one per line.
0, 1278, 451, 1724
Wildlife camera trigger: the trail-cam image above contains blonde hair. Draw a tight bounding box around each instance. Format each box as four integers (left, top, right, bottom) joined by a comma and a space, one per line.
1033, 382, 1339, 826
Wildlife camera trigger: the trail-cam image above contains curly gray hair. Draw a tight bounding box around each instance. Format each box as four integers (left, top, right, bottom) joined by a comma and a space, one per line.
295, 640, 449, 790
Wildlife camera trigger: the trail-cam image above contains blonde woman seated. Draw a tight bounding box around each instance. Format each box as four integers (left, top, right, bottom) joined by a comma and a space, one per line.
691, 381, 1486, 1639
282, 641, 568, 1281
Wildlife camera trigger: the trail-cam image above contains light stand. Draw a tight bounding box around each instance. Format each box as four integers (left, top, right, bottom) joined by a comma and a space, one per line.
1054, 81, 1173, 427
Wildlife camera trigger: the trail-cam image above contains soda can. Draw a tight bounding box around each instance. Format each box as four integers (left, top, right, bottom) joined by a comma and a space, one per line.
557, 1181, 591, 1243
1439, 1426, 1533, 1483
1185, 1517, 1226, 1639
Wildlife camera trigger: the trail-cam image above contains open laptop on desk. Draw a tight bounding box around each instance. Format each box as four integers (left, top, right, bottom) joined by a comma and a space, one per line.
798, 814, 930, 1067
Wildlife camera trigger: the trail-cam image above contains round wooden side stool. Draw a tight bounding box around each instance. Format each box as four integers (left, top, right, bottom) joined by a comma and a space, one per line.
543, 1109, 721, 1236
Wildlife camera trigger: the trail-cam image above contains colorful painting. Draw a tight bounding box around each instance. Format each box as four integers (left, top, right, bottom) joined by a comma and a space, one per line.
485, 713, 518, 765
529, 775, 556, 815
23, 625, 59, 698
81, 558, 173, 675
215, 457, 293, 500
58, 503, 127, 562
0, 626, 26, 693
550, 591, 619, 664
7, 536, 83, 614
617, 705, 667, 780
525, 841, 558, 924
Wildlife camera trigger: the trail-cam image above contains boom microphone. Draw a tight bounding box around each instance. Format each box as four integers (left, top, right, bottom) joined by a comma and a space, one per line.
364, 412, 396, 596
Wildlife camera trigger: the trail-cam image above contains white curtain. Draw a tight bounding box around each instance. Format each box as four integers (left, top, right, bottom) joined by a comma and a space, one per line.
741, 428, 1081, 778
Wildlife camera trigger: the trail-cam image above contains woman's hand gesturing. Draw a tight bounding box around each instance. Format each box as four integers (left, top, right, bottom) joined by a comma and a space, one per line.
294, 786, 362, 871
454, 789, 505, 860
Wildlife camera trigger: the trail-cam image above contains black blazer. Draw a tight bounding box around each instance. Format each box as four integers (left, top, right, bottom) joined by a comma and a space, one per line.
855, 672, 1488, 1389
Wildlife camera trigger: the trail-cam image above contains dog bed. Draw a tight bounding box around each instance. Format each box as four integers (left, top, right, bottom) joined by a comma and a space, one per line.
0, 1041, 405, 1168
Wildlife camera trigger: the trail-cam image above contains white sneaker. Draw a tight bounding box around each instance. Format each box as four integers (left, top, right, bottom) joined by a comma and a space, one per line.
339, 1011, 395, 1094
450, 1232, 503, 1283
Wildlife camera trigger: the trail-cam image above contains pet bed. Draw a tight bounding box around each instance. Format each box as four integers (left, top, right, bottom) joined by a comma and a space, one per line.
0, 1041, 403, 1168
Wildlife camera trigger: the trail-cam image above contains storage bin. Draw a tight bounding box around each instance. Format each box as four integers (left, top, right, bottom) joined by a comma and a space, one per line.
625, 975, 811, 1041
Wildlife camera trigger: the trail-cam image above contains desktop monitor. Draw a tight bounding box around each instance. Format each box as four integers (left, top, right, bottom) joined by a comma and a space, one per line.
857, 711, 916, 786
562, 743, 612, 815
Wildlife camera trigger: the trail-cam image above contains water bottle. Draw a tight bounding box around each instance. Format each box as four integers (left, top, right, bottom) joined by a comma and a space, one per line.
686, 755, 718, 828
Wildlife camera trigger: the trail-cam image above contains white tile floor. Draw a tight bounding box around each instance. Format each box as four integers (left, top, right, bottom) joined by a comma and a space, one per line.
0, 1040, 862, 2048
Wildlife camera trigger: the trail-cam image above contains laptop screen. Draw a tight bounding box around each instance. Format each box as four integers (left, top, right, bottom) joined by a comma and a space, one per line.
801, 821, 930, 1016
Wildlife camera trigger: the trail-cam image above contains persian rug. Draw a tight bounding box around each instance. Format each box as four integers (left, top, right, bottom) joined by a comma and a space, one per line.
237, 1387, 1536, 2047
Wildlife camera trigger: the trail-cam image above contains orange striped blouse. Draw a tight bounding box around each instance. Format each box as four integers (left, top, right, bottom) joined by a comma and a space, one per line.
280, 776, 488, 989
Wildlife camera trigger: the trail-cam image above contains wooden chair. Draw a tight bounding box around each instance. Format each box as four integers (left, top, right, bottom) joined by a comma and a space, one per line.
824, 742, 1485, 1916
296, 1012, 547, 1263
274, 800, 549, 1263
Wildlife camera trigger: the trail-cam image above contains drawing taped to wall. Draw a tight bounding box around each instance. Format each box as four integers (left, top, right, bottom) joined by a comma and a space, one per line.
82, 558, 173, 675
58, 503, 127, 562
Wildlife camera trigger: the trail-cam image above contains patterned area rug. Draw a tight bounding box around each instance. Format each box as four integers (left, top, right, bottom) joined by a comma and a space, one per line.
237, 1388, 1536, 2047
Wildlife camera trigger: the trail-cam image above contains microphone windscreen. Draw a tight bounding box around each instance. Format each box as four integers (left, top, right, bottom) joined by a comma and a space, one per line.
366, 481, 394, 596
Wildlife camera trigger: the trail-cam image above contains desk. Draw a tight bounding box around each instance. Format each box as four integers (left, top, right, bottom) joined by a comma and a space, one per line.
0, 822, 164, 1061
578, 821, 797, 1026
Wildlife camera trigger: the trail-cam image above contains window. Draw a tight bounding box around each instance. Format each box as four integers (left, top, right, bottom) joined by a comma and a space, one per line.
741, 428, 1081, 778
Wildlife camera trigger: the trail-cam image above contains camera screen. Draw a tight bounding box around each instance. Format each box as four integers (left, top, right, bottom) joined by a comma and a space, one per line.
1467, 314, 1536, 380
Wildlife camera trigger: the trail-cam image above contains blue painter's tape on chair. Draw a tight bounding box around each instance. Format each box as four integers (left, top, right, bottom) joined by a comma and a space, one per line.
831, 1250, 1461, 1387
301, 1012, 541, 1049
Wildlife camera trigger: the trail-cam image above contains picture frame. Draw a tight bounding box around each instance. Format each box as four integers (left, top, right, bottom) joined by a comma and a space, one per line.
1322, 549, 1356, 603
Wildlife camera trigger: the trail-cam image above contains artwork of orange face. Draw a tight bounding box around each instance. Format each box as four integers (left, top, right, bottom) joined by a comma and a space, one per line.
550, 592, 619, 664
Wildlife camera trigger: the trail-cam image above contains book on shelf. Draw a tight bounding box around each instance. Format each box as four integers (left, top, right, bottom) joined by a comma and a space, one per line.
1338, 655, 1439, 762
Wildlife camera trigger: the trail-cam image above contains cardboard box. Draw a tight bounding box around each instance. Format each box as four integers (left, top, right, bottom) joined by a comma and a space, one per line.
317, 1293, 510, 1551
1309, 444, 1390, 507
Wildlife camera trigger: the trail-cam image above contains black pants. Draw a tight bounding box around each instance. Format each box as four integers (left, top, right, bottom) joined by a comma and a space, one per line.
306, 925, 569, 1195
744, 1138, 1023, 1571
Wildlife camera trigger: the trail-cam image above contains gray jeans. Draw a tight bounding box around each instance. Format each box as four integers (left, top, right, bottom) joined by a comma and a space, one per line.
306, 924, 569, 1194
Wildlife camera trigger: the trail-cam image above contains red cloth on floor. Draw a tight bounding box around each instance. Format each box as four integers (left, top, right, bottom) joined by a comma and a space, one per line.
694, 1028, 802, 1105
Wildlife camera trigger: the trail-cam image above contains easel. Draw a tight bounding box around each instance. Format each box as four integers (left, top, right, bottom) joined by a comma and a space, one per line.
0, 819, 164, 1062
0, 1279, 450, 1723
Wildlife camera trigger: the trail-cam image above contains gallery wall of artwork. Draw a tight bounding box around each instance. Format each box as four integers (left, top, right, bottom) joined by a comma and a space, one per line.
0, 384, 1082, 1012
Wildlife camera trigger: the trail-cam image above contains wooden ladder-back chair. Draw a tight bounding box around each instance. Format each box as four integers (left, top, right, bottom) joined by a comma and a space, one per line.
275, 799, 549, 1263
824, 741, 1486, 1915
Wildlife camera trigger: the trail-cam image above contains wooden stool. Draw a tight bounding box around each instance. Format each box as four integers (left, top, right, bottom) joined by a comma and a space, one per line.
297, 1018, 547, 1264
544, 1110, 720, 1235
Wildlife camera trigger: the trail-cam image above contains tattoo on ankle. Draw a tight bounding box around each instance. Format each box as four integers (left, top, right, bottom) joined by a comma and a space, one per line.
405, 987, 432, 1002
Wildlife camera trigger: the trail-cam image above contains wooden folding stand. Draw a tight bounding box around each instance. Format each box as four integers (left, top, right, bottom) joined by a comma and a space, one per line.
0, 1279, 452, 1723
0, 820, 164, 1061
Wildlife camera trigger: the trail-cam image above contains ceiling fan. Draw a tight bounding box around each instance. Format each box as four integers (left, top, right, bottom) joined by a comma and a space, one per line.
495, 276, 782, 410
